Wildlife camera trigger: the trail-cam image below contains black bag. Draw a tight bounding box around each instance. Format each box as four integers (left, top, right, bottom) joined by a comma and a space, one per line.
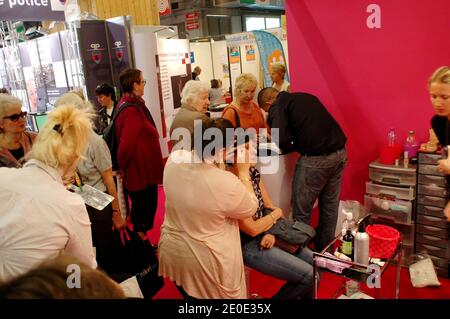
108, 226, 164, 299
264, 208, 316, 248
103, 102, 138, 170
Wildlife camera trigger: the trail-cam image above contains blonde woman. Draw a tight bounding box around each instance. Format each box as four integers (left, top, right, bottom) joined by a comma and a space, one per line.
0, 94, 36, 168
222, 73, 267, 132
0, 104, 96, 281
428, 66, 450, 221
270, 62, 290, 92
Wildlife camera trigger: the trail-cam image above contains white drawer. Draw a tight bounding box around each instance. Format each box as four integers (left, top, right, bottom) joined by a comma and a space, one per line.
364, 195, 412, 225
366, 181, 414, 200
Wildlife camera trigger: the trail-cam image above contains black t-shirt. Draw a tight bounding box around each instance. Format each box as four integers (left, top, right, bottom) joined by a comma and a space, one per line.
268, 92, 347, 155
431, 115, 450, 146
9, 147, 24, 161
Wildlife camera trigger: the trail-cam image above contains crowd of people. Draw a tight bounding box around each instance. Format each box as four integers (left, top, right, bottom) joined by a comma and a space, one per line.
0, 64, 448, 299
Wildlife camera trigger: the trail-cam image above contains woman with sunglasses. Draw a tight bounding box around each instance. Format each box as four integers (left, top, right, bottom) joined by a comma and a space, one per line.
0, 94, 36, 168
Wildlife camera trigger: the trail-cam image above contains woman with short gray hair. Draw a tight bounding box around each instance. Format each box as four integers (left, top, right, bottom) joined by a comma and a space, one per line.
170, 80, 210, 145
0, 94, 36, 168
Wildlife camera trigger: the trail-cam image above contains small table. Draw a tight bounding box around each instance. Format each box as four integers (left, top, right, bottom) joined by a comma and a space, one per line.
313, 234, 402, 299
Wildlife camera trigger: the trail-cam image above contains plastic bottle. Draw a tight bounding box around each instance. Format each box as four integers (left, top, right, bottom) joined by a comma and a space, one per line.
403, 130, 419, 160
354, 223, 370, 265
387, 127, 396, 146
341, 229, 354, 260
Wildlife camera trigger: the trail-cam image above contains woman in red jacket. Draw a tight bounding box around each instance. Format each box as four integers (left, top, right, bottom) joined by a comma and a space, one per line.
115, 68, 164, 240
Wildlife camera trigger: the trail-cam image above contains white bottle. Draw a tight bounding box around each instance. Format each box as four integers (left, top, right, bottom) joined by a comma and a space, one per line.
354, 223, 370, 265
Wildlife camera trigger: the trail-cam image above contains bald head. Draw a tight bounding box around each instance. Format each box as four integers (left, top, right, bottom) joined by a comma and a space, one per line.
258, 87, 279, 112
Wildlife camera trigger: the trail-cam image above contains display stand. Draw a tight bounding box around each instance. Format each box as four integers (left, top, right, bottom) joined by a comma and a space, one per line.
313, 231, 402, 299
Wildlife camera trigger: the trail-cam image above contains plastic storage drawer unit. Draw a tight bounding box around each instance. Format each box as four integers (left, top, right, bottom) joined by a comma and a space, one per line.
369, 160, 417, 186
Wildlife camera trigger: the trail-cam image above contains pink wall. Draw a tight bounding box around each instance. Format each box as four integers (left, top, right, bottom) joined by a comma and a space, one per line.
285, 0, 450, 202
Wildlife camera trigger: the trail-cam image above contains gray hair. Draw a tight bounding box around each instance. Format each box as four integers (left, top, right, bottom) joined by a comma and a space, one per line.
54, 92, 95, 116
181, 80, 210, 106
428, 66, 450, 88
271, 62, 287, 76
0, 93, 22, 119
234, 73, 258, 98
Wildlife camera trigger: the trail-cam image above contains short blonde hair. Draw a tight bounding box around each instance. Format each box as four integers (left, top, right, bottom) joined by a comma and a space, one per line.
30, 104, 92, 169
181, 80, 210, 106
271, 62, 287, 76
428, 66, 450, 88
234, 73, 258, 98
0, 94, 22, 119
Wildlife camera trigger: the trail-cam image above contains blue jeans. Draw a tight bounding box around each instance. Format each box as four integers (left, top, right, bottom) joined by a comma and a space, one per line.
292, 148, 347, 251
242, 238, 314, 299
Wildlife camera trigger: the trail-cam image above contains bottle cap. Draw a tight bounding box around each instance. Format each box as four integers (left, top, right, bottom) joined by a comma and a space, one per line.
358, 222, 365, 232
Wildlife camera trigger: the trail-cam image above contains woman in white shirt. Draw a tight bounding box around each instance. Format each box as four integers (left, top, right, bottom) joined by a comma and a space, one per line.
159, 118, 258, 299
0, 104, 96, 282
271, 62, 290, 92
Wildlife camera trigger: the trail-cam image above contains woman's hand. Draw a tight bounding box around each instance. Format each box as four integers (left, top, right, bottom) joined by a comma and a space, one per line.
259, 234, 276, 250
437, 159, 450, 175
269, 207, 283, 221
444, 201, 450, 222
112, 209, 125, 229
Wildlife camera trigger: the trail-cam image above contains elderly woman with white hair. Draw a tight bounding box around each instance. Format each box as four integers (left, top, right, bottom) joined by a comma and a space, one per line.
0, 104, 97, 281
54, 92, 124, 273
170, 80, 210, 146
270, 62, 290, 92
222, 73, 267, 132
0, 94, 37, 168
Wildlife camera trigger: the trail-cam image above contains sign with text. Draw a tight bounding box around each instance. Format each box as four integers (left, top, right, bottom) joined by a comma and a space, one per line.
158, 0, 171, 16
185, 12, 200, 31
0, 0, 66, 21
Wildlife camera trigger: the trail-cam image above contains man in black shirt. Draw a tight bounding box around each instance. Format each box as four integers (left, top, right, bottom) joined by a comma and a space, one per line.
258, 88, 347, 250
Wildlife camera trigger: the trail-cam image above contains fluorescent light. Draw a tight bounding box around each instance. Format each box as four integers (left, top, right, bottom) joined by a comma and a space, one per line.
206, 14, 230, 18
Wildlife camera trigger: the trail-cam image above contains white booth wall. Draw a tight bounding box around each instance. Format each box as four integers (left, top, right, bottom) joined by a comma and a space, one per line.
133, 26, 190, 157
191, 42, 214, 84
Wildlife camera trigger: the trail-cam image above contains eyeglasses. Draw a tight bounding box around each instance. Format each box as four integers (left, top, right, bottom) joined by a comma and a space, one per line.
140, 79, 147, 85
3, 111, 27, 122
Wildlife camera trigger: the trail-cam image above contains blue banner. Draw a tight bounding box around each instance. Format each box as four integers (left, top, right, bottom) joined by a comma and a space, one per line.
252, 30, 289, 87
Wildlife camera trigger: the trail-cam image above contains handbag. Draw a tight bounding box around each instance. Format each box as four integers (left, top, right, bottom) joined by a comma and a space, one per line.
263, 208, 316, 253
107, 226, 164, 299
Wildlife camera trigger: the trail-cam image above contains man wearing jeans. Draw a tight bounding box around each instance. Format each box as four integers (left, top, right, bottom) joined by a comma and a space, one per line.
258, 88, 347, 251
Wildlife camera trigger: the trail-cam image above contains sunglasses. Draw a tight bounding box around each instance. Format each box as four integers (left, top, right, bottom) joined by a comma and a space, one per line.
3, 111, 27, 122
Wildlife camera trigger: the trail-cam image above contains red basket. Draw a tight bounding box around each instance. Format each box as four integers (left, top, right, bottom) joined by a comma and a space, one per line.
366, 224, 401, 259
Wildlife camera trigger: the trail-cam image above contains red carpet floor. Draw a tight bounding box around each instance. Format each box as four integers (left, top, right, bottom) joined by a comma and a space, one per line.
147, 186, 450, 299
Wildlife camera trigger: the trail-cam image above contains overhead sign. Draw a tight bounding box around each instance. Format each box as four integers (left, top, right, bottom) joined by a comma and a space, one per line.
185, 12, 200, 31
0, 0, 67, 21
158, 0, 171, 16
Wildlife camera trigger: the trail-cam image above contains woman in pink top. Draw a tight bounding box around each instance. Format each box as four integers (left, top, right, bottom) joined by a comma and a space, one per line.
159, 118, 258, 299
